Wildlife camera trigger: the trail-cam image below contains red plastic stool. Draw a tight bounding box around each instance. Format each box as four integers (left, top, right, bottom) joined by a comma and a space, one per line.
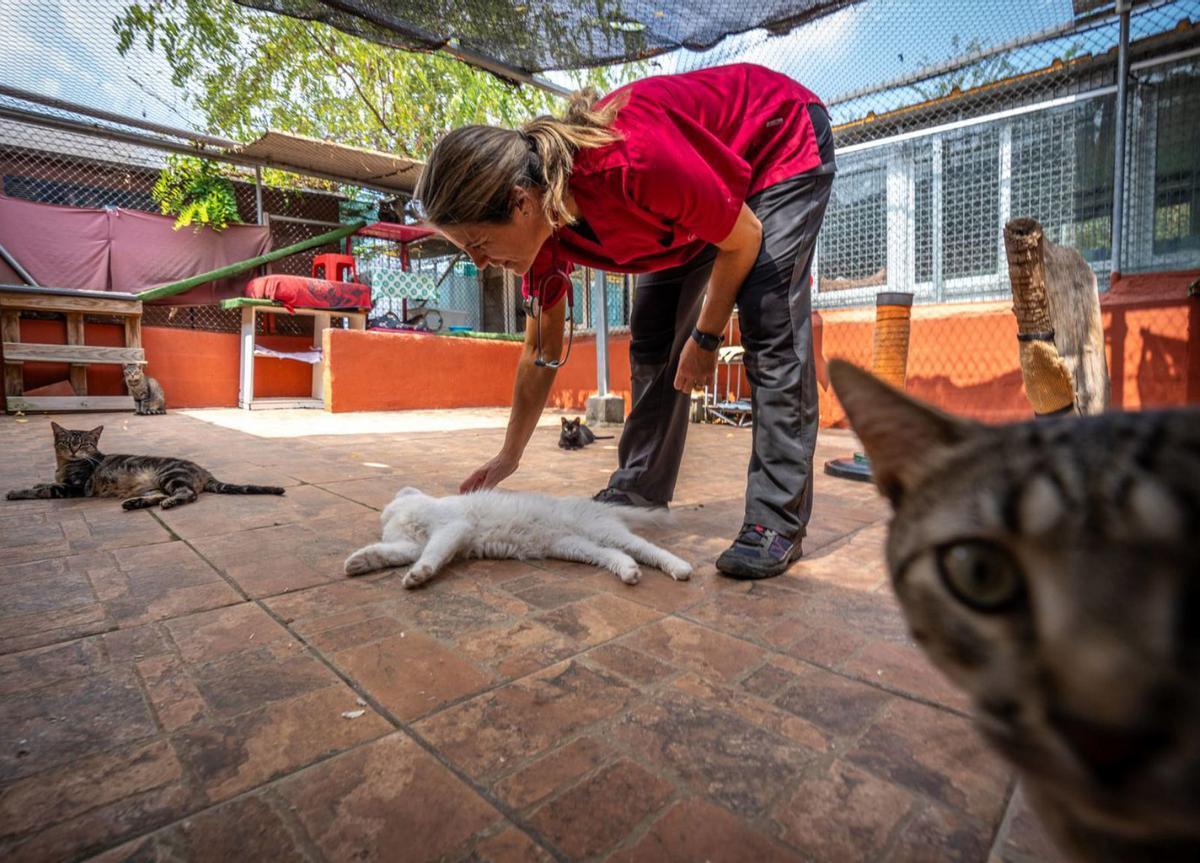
312, 253, 357, 283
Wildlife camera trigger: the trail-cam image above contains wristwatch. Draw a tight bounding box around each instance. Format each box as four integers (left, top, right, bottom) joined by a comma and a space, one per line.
690, 327, 724, 351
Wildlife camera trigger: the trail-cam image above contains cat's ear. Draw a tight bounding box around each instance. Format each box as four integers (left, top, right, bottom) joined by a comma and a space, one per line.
828, 360, 976, 506
51, 421, 65, 437
561, 417, 568, 427
87, 426, 104, 440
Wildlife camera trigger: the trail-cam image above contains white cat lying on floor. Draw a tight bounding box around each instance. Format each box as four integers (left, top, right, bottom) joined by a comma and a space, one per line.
344, 487, 693, 588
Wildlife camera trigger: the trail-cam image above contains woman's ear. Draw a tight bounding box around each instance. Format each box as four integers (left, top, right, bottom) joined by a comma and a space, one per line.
511, 186, 530, 216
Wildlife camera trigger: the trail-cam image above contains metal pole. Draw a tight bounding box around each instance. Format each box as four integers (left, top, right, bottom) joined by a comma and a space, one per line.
0, 242, 38, 286
254, 166, 265, 225
594, 269, 610, 397
0, 82, 239, 148
1110, 0, 1132, 277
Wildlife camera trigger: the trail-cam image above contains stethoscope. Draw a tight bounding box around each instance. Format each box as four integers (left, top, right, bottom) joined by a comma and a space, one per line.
440, 249, 576, 370
526, 269, 575, 369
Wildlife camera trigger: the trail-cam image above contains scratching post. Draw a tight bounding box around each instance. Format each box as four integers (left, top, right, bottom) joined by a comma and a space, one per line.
1004, 218, 1109, 417
1004, 219, 1074, 416
825, 292, 914, 482
870, 292, 914, 389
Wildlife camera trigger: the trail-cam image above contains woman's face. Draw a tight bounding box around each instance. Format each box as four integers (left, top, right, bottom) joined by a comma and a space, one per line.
438, 187, 552, 275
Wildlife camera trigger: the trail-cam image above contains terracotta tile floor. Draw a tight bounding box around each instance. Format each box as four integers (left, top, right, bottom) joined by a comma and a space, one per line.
0, 409, 1061, 862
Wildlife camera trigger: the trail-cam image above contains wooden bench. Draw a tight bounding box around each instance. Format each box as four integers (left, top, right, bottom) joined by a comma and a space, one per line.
219, 297, 366, 410
1, 284, 143, 413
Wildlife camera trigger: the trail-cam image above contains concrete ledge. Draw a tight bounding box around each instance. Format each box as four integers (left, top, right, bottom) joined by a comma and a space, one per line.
586, 393, 626, 425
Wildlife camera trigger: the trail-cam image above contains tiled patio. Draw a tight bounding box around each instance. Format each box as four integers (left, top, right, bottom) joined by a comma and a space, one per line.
0, 408, 1058, 862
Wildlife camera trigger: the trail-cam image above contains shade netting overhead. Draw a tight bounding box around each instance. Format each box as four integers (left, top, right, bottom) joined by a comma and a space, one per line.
229, 0, 862, 74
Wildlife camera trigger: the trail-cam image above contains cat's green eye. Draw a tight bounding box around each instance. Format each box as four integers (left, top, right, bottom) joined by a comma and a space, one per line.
936, 541, 1025, 612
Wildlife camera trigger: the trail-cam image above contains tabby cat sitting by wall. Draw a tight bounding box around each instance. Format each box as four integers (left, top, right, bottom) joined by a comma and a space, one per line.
829, 359, 1199, 863
6, 423, 285, 510
122, 364, 166, 416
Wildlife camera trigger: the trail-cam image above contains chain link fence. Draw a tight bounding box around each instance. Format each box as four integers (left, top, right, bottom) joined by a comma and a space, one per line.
797, 1, 1200, 308
0, 0, 1196, 377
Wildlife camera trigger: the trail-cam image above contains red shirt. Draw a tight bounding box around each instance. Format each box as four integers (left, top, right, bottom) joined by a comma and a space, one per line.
523, 64, 825, 309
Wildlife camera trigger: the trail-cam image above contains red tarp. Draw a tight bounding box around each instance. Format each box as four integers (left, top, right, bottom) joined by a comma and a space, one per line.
245, 274, 372, 312
0, 196, 110, 291
0, 196, 271, 303
108, 208, 272, 304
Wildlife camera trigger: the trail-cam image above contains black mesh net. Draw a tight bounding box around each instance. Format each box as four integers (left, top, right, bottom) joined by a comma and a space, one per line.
228, 0, 862, 74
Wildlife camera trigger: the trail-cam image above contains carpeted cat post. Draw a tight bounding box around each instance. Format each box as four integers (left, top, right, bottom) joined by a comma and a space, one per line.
825, 291, 913, 481
1004, 217, 1109, 417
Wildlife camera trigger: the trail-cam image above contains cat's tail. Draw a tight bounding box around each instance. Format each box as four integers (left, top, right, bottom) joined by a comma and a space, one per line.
205, 479, 286, 496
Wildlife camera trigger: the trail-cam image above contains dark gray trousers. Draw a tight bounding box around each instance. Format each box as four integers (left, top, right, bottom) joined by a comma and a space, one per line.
606, 169, 834, 539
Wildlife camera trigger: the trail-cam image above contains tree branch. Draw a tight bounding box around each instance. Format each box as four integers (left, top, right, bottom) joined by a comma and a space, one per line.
313, 31, 396, 140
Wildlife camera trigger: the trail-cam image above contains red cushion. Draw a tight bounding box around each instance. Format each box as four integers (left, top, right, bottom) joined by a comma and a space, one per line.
246, 275, 371, 313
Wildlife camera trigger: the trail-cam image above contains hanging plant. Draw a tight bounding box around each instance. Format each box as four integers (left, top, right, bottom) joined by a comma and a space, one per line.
152, 155, 243, 231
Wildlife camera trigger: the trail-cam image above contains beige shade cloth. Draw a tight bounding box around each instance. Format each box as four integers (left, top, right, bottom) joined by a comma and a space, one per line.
232, 131, 423, 194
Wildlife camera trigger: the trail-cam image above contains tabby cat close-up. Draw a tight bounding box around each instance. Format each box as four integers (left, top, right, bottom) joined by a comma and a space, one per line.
829, 359, 1200, 863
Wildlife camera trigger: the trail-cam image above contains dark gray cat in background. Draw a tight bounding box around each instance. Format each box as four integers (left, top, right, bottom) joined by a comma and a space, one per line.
558, 417, 613, 450
123, 364, 166, 415
829, 359, 1200, 863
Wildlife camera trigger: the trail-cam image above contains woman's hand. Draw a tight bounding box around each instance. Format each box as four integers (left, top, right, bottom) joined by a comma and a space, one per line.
674, 337, 719, 393
460, 450, 519, 494
675, 203, 760, 395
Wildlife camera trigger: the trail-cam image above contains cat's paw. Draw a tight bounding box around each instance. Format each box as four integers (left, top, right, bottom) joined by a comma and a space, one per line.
402, 563, 435, 589
5, 490, 19, 500
617, 564, 641, 585
664, 560, 692, 581
343, 550, 376, 577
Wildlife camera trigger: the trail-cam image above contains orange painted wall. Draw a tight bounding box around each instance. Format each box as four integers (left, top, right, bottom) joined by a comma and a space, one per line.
322, 276, 1196, 423
817, 270, 1199, 427
6, 269, 1194, 420
141, 328, 315, 407
321, 328, 635, 414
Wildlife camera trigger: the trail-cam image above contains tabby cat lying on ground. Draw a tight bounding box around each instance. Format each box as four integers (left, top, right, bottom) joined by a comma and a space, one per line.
828, 360, 1199, 863
344, 487, 691, 588
6, 423, 285, 510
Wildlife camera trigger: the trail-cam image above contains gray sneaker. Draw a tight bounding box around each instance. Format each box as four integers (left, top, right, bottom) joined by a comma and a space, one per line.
716, 523, 802, 580
592, 487, 667, 510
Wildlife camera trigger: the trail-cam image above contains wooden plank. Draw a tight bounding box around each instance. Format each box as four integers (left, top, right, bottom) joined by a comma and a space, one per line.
66, 312, 88, 396
221, 298, 284, 310
312, 313, 330, 401
0, 310, 20, 344
6, 395, 137, 413
0, 292, 142, 316
1, 343, 146, 365
220, 298, 367, 318
0, 284, 140, 302
124, 315, 142, 349
1, 310, 22, 397
239, 307, 255, 409
249, 397, 323, 410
